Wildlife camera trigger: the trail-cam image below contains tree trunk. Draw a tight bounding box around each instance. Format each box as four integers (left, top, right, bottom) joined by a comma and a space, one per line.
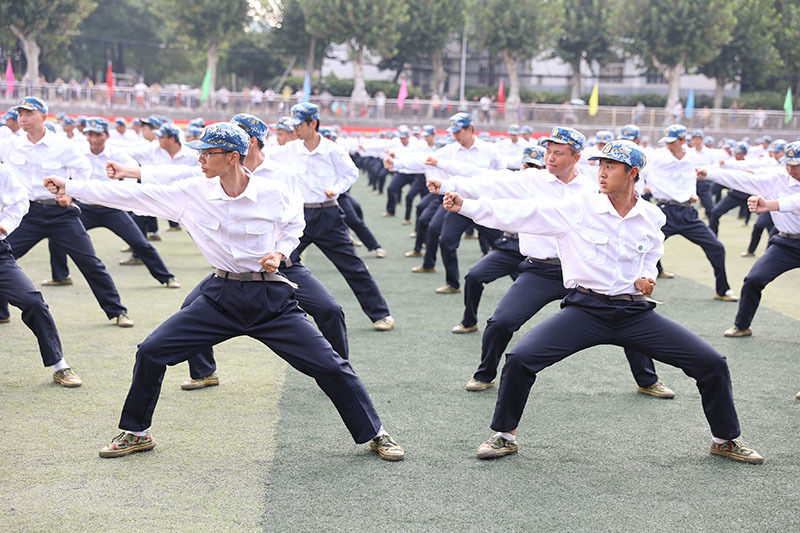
206, 40, 218, 108
431, 49, 446, 97
712, 76, 724, 128
569, 58, 581, 100
349, 42, 368, 103
659, 60, 684, 110
503, 49, 520, 120
305, 35, 316, 76
9, 25, 40, 82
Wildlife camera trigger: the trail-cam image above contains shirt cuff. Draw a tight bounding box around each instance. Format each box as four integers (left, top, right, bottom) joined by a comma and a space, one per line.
459, 198, 479, 218
440, 180, 455, 194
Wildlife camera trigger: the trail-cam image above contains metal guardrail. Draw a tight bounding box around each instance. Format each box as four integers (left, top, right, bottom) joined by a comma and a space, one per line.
2, 83, 798, 139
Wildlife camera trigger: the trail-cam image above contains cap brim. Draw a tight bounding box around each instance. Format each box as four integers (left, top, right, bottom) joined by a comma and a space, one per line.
659, 136, 679, 144
14, 104, 40, 112
84, 127, 106, 134
779, 157, 800, 165
186, 139, 219, 151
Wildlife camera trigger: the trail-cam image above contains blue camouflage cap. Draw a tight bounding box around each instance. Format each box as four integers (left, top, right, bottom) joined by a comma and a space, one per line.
522, 145, 546, 168
189, 117, 205, 128
478, 132, 490, 141
397, 125, 410, 138
723, 138, 736, 148
588, 139, 647, 170
508, 123, 520, 135
703, 136, 715, 146
15, 96, 48, 114
184, 125, 203, 138
446, 112, 473, 133
320, 127, 337, 141
132, 118, 142, 126
5, 108, 18, 120
541, 126, 585, 152
742, 137, 751, 144
115, 117, 127, 126
595, 130, 613, 143
288, 102, 320, 127
520, 125, 533, 135
63, 117, 76, 126
422, 124, 436, 136
769, 139, 787, 153
411, 125, 421, 135
691, 129, 704, 139
77, 116, 88, 127
762, 135, 772, 143
141, 115, 161, 128
232, 113, 268, 144
155, 123, 181, 140
84, 117, 110, 134
187, 122, 249, 156
56, 112, 66, 120
660, 124, 687, 144
44, 122, 56, 133
619, 124, 640, 141
733, 141, 748, 155
274, 117, 294, 132
779, 141, 800, 165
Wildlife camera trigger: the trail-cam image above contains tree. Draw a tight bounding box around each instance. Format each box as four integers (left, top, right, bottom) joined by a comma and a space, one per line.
552, 0, 621, 100
773, 1, 800, 97
157, 0, 251, 99
698, 0, 779, 110
303, 0, 408, 102
465, 0, 562, 118
271, 0, 331, 83
377, 0, 464, 98
0, 0, 96, 81
617, 0, 736, 109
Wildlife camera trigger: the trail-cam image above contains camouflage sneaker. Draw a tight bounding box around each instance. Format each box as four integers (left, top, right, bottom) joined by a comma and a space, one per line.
714, 290, 739, 302
373, 316, 395, 331
465, 378, 494, 391
99, 431, 156, 458
435, 285, 461, 294
452, 323, 478, 334
404, 250, 422, 257
724, 326, 752, 337
710, 439, 764, 464
370, 434, 405, 461
657, 270, 675, 279
53, 367, 82, 388
637, 380, 675, 399
115, 313, 135, 328
181, 373, 219, 390
477, 434, 519, 459
411, 265, 435, 273
119, 256, 144, 266
164, 277, 181, 289
795, 391, 799, 400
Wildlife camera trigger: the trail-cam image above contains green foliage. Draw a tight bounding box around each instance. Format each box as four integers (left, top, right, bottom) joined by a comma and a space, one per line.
465, 0, 562, 61
279, 75, 424, 98
272, 0, 330, 68
553, 0, 620, 68
302, 0, 409, 58
618, 0, 736, 71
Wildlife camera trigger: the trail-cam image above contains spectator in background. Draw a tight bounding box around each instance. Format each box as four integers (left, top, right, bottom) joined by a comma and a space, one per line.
264, 87, 275, 111
729, 101, 739, 126
217, 86, 230, 110
250, 86, 263, 110
375, 90, 387, 118
479, 94, 491, 121
634, 101, 645, 124
411, 96, 421, 118
320, 88, 333, 112
431, 94, 442, 118
281, 85, 292, 110
134, 79, 148, 108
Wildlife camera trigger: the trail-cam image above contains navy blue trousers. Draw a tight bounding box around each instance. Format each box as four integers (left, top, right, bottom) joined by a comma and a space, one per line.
473, 260, 658, 388
422, 203, 446, 268
0, 239, 64, 366
339, 192, 381, 251
696, 179, 714, 218
48, 204, 173, 283
657, 203, 730, 296
118, 275, 381, 443
0, 203, 126, 320
735, 235, 800, 330
292, 204, 390, 323
404, 174, 428, 221
385, 172, 416, 216
747, 213, 775, 254
491, 290, 740, 440
440, 211, 502, 289
460, 238, 524, 328
709, 190, 750, 235
188, 262, 349, 378
414, 194, 441, 254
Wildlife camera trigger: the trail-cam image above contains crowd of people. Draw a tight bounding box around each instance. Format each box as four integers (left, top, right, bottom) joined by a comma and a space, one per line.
3, 93, 800, 466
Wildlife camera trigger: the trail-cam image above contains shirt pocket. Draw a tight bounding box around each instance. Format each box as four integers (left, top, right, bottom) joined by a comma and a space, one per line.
243, 221, 271, 253
41, 161, 61, 171
190, 214, 220, 232
578, 227, 609, 265
8, 153, 25, 166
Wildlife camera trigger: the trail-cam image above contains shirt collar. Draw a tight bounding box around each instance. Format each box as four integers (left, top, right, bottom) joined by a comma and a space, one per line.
206, 168, 259, 203
22, 129, 55, 147
592, 192, 647, 219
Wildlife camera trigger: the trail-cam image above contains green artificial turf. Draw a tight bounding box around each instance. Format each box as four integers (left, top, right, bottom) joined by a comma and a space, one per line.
2, 178, 799, 531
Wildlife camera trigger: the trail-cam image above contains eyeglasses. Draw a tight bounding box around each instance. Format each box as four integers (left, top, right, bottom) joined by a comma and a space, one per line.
198, 150, 230, 159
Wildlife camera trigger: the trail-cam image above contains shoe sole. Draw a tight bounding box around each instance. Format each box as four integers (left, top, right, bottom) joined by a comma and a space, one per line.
710, 448, 764, 464
477, 447, 518, 459
714, 296, 738, 302
181, 380, 219, 390
724, 331, 751, 337
452, 327, 478, 334
53, 378, 82, 388
42, 281, 73, 286
636, 387, 675, 399
0, 318, 10, 324
466, 381, 494, 391
99, 441, 156, 458
370, 447, 405, 461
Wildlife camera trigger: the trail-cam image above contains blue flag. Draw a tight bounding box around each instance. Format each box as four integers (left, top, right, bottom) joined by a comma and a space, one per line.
302, 72, 311, 104
685, 89, 695, 119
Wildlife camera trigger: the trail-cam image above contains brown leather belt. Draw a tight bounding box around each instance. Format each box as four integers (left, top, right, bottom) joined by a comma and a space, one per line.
526, 256, 561, 266
303, 199, 338, 208
214, 268, 297, 288
777, 231, 800, 239
575, 285, 651, 302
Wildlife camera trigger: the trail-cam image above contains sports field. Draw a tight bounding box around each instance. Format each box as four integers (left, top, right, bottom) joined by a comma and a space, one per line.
2, 180, 799, 531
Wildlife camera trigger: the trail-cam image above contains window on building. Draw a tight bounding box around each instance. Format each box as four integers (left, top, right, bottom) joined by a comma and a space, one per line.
645, 68, 667, 85
603, 62, 625, 84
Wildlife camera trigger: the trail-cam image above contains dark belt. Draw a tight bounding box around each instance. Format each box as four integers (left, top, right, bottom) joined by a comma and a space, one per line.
214, 268, 298, 288
575, 285, 652, 302
33, 199, 59, 205
526, 256, 561, 266
656, 199, 692, 208
279, 257, 293, 268
777, 232, 800, 240
502, 232, 519, 239
303, 199, 338, 208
